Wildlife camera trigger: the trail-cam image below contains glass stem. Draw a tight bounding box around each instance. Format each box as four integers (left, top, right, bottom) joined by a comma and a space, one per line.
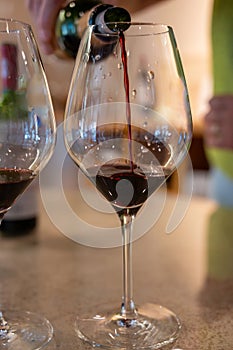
120, 213, 137, 319
0, 219, 10, 336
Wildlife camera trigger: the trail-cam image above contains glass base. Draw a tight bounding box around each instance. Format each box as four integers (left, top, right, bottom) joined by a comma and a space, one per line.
0, 310, 53, 349
75, 303, 181, 349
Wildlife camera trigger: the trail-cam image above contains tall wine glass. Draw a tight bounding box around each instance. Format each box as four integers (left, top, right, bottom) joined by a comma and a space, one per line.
64, 23, 192, 349
0, 19, 56, 349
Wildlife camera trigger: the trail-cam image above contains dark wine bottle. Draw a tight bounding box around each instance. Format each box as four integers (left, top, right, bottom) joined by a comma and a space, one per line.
55, 0, 131, 58
0, 43, 38, 235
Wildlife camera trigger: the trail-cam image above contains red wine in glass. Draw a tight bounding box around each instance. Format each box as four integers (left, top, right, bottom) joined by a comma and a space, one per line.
72, 122, 173, 216
93, 162, 169, 216
0, 168, 35, 220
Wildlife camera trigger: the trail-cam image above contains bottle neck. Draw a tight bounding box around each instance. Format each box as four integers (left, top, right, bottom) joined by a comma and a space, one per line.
55, 1, 131, 58
74, 4, 131, 50
90, 5, 131, 34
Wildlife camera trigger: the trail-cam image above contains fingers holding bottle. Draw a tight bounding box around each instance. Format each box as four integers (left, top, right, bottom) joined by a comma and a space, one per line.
25, 0, 68, 54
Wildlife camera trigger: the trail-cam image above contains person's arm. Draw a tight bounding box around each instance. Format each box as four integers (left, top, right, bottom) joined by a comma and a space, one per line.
25, 0, 167, 55
204, 95, 233, 150
25, 0, 67, 54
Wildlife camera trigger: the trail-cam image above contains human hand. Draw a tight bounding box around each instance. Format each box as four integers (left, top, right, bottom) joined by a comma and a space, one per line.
25, 0, 120, 55
25, 0, 69, 55
204, 95, 233, 150
25, 0, 162, 55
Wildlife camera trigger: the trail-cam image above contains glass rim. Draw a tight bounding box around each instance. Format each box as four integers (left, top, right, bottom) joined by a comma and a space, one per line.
0, 18, 32, 31
91, 22, 171, 36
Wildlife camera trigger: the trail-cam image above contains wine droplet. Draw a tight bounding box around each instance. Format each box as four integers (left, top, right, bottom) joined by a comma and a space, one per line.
147, 70, 155, 81
132, 89, 137, 97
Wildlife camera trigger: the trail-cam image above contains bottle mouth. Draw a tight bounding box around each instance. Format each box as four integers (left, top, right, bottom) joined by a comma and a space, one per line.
93, 22, 170, 37
104, 7, 131, 32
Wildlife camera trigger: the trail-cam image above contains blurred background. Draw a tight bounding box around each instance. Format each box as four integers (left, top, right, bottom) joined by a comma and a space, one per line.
0, 0, 214, 194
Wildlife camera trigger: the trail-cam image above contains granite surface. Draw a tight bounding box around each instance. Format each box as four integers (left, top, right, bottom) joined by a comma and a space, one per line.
0, 189, 232, 350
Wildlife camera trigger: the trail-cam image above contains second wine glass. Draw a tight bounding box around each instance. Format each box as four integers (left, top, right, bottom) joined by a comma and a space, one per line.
0, 19, 56, 349
64, 23, 192, 349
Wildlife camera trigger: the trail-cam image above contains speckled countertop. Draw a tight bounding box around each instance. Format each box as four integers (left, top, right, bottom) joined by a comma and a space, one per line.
0, 188, 232, 350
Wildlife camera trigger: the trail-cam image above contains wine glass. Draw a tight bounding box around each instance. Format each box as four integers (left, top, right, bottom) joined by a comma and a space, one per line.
64, 23, 192, 349
0, 19, 56, 348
